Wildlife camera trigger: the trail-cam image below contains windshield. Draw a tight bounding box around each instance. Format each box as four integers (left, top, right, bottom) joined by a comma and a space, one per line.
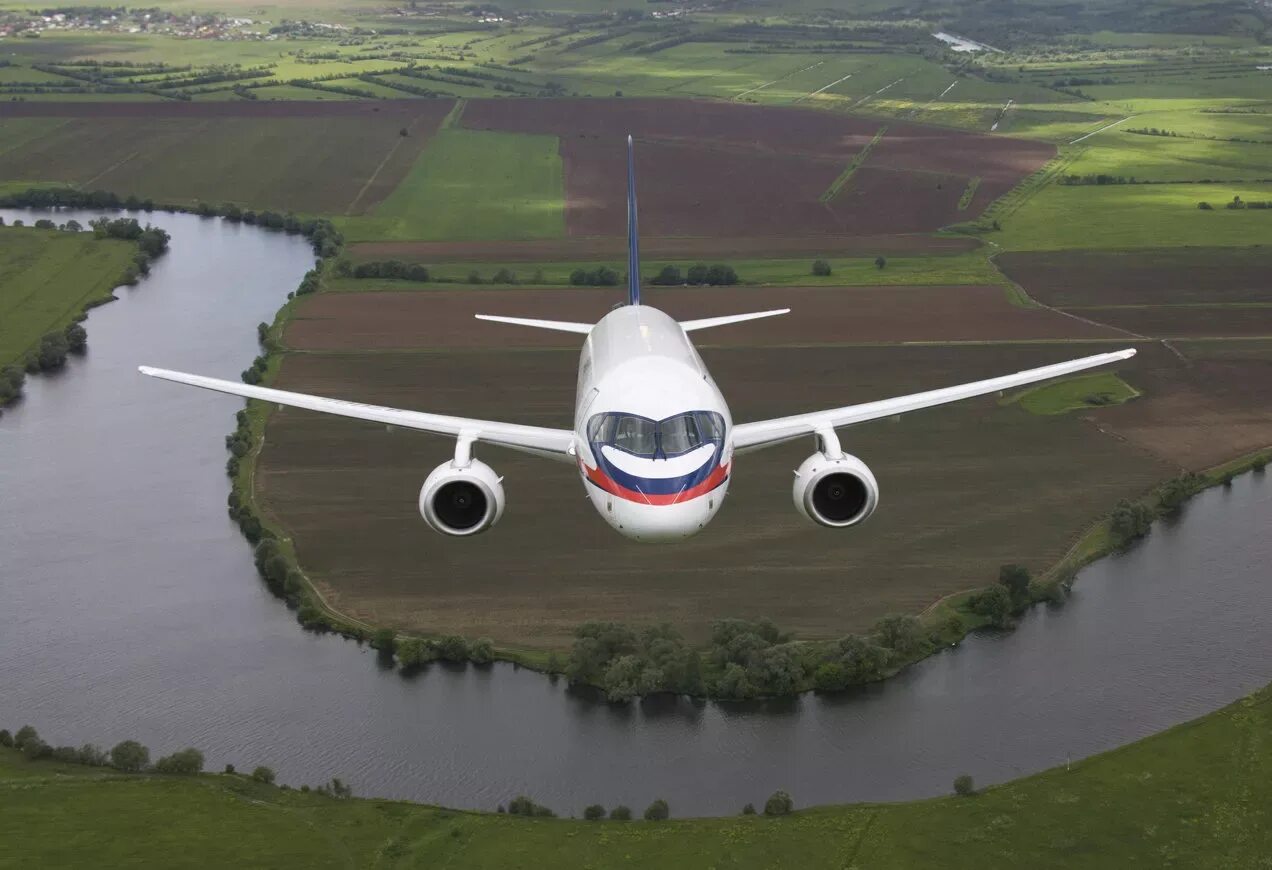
588, 411, 725, 459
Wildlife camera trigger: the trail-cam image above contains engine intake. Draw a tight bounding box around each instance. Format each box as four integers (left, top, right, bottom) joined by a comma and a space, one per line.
419, 459, 505, 536
793, 452, 879, 528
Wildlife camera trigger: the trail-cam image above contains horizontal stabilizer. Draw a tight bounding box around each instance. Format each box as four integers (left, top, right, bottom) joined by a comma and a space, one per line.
474, 314, 594, 335
680, 309, 790, 333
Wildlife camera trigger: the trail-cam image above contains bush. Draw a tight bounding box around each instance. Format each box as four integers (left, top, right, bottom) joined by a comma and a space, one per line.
874, 256, 887, 269
583, 804, 606, 820
811, 259, 831, 276
0, 729, 11, 748
998, 563, 1032, 603
742, 803, 756, 815
643, 798, 670, 821
64, 322, 87, 353
492, 268, 517, 284
953, 774, 975, 796
763, 790, 794, 816
109, 740, 150, 772
252, 765, 276, 784
154, 747, 204, 775
22, 739, 51, 760
1198, 201, 1213, 210
609, 805, 632, 820
77, 744, 108, 766
507, 795, 555, 817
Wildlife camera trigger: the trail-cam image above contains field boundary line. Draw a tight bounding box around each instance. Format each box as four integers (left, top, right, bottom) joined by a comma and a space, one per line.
794, 72, 852, 103
732, 60, 823, 100
819, 126, 887, 203
80, 149, 141, 189
848, 77, 904, 110
1070, 114, 1136, 144
345, 104, 446, 215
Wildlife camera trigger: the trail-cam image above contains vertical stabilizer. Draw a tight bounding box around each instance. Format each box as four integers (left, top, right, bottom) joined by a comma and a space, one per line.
626, 134, 641, 306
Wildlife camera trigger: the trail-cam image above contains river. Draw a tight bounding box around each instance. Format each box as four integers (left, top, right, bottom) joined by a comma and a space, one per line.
1, 208, 1269, 817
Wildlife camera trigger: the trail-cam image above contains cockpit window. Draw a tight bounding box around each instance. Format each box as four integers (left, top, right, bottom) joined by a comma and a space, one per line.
659, 414, 700, 455
614, 415, 657, 456
588, 411, 725, 459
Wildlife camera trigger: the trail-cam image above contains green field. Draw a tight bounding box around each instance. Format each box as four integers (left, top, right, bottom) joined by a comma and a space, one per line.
993, 181, 1272, 250
339, 128, 566, 242
0, 227, 135, 368
4, 679, 1272, 867
1007, 372, 1140, 415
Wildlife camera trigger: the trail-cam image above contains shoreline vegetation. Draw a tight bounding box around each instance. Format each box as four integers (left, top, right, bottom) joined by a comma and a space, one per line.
5, 188, 1267, 702
4, 678, 1272, 864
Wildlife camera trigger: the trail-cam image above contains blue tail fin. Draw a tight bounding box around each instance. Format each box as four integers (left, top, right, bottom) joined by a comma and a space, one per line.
626, 134, 640, 306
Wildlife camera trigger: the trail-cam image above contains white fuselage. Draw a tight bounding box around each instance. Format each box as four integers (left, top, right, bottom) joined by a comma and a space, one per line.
573, 305, 731, 542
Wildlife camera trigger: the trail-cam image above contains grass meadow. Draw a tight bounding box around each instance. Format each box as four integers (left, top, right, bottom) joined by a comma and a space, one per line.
339, 128, 566, 242
0, 227, 135, 367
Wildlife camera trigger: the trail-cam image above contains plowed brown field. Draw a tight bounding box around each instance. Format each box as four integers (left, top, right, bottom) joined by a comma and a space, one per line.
283, 285, 1121, 352
462, 98, 1055, 238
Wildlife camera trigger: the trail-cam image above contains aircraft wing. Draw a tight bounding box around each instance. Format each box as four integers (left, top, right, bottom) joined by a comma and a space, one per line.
138, 366, 576, 461
730, 348, 1137, 453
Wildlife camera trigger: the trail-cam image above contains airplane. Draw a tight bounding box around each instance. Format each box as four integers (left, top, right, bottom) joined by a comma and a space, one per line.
141, 136, 1136, 543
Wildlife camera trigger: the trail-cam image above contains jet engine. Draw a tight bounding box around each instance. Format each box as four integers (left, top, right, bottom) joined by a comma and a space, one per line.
419, 459, 505, 536
792, 452, 879, 528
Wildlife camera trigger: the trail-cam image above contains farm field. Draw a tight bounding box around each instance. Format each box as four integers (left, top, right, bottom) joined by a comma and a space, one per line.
0, 100, 454, 212
6, 679, 1272, 867
0, 227, 135, 368
990, 181, 1272, 250
282, 285, 1119, 351
340, 128, 566, 242
257, 342, 1167, 645
453, 98, 1053, 241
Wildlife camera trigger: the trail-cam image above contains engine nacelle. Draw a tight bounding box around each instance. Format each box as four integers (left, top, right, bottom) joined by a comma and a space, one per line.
419, 459, 505, 536
792, 452, 879, 528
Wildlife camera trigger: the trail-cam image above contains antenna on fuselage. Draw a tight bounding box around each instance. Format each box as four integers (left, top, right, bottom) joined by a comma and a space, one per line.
626, 134, 641, 307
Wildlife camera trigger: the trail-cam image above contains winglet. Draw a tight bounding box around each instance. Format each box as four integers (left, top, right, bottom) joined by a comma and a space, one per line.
626, 134, 640, 307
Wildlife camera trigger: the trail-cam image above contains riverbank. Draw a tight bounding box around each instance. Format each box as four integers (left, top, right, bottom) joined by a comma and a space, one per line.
4, 677, 1271, 867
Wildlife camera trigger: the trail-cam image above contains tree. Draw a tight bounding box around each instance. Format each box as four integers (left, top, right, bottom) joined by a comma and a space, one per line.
651, 264, 682, 285
0, 729, 11, 748
874, 256, 887, 269
438, 635, 470, 661
396, 637, 435, 668
686, 264, 709, 285
78, 744, 108, 766
64, 219, 82, 232
872, 614, 926, 657
811, 259, 831, 276
763, 790, 794, 816
742, 803, 756, 815
583, 804, 606, 820
252, 765, 276, 784
705, 264, 738, 286
968, 585, 1012, 626
469, 637, 494, 664
998, 564, 1031, 603
13, 725, 38, 750
36, 332, 70, 369
953, 774, 975, 796
371, 628, 396, 654
492, 268, 517, 285
1110, 499, 1153, 543
643, 798, 670, 820
609, 805, 632, 820
23, 739, 51, 760
569, 268, 588, 286
110, 740, 150, 772
508, 795, 554, 817
155, 748, 204, 775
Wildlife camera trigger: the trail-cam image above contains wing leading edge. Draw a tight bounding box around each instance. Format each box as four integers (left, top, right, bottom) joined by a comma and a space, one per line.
731, 348, 1138, 453
138, 366, 576, 461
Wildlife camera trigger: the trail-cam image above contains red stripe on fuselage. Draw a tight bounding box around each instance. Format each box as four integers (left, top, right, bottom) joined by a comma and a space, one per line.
582, 460, 729, 505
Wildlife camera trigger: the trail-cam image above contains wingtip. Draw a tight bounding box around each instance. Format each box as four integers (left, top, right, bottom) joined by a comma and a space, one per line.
138, 365, 156, 376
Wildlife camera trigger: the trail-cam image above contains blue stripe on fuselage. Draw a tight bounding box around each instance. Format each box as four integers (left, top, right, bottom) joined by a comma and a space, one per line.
592, 446, 718, 496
